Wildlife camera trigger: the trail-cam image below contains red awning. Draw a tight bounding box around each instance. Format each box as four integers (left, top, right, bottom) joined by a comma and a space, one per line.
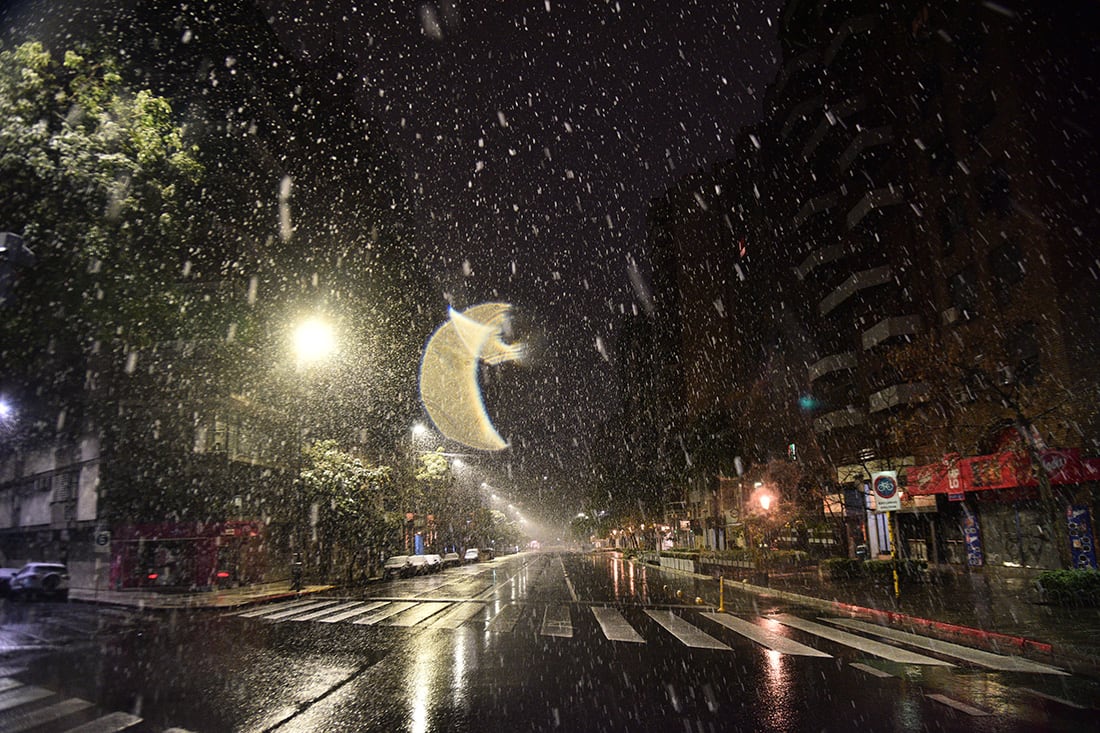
906, 449, 1100, 495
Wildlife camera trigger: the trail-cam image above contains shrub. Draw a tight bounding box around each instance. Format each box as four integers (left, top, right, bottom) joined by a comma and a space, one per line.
821, 557, 926, 582
1036, 569, 1100, 606
821, 557, 863, 580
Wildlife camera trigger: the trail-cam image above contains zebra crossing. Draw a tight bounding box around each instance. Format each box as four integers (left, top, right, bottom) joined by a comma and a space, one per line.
228, 597, 1068, 676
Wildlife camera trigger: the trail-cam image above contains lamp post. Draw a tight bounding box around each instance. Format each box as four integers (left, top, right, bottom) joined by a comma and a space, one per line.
291, 316, 335, 587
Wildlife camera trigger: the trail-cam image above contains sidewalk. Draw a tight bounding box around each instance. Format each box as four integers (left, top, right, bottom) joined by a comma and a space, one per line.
68, 581, 336, 610
718, 564, 1100, 677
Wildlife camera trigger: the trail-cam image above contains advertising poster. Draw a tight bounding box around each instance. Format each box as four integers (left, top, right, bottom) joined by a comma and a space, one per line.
1067, 505, 1098, 570
961, 503, 983, 567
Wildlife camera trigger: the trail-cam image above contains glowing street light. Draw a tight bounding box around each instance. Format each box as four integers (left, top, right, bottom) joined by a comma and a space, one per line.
759, 494, 773, 511
293, 317, 335, 367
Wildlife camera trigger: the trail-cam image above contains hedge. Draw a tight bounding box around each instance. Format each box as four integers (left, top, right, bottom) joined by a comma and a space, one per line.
821, 557, 927, 582
1036, 569, 1100, 606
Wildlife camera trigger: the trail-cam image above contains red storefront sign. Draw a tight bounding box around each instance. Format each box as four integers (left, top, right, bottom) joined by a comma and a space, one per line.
907, 449, 1100, 496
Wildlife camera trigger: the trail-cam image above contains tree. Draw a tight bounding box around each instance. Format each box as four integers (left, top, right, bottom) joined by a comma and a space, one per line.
0, 41, 202, 436
301, 439, 392, 583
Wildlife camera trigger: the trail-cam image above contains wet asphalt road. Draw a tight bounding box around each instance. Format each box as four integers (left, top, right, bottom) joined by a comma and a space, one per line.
3, 551, 1098, 732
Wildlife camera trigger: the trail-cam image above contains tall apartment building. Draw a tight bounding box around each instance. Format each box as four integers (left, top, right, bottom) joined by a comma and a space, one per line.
647, 0, 1100, 566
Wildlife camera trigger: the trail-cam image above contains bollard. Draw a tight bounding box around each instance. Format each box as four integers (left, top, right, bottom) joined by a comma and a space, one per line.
718, 577, 725, 612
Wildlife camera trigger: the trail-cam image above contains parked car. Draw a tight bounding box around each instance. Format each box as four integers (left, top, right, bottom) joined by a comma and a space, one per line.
441, 552, 462, 568
407, 554, 438, 575
9, 562, 70, 601
463, 548, 480, 563
423, 554, 443, 573
382, 554, 412, 580
0, 567, 19, 596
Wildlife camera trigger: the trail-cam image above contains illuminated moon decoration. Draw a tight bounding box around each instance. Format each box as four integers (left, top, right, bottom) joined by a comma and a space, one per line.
419, 302, 524, 451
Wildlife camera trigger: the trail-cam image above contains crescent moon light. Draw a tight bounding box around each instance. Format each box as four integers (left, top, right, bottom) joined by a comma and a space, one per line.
419, 302, 524, 451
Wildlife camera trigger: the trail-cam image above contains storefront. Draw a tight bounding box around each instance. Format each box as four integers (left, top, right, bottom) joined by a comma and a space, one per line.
906, 449, 1100, 570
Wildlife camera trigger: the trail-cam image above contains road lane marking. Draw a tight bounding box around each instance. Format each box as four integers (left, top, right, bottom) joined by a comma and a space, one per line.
850, 662, 895, 678
591, 607, 644, 643
386, 602, 452, 627
259, 600, 342, 621
823, 617, 1067, 675
1019, 687, 1089, 710
4, 697, 94, 733
700, 613, 831, 657
428, 602, 487, 629
487, 603, 521, 632
0, 686, 53, 712
235, 598, 318, 618
317, 601, 388, 623
0, 677, 23, 693
352, 602, 416, 625
66, 711, 145, 732
290, 601, 369, 622
926, 693, 990, 716
540, 604, 573, 638
645, 610, 731, 650
771, 614, 952, 666
560, 557, 578, 602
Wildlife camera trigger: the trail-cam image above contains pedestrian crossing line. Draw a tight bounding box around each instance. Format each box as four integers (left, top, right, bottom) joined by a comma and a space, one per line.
700, 613, 832, 658
770, 615, 953, 667
64, 710, 144, 731
428, 602, 487, 630
823, 618, 1067, 675
259, 600, 343, 621
236, 598, 318, 618
386, 601, 452, 627
486, 603, 521, 633
0, 677, 23, 693
926, 693, 990, 717
591, 607, 645, 643
540, 604, 573, 638
0, 685, 53, 713
850, 662, 895, 679
318, 601, 388, 623
352, 601, 416, 625
1019, 687, 1089, 710
645, 610, 731, 650
290, 601, 370, 623
5, 697, 94, 733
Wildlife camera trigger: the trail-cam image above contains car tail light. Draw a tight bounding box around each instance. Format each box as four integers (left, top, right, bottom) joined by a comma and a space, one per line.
216, 571, 230, 579
147, 573, 159, 580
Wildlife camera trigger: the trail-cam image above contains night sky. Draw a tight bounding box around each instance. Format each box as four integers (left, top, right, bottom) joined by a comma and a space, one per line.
258, 1, 783, 507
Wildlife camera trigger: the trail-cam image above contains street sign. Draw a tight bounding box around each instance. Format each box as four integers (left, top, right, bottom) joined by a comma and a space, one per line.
94, 530, 111, 554
871, 471, 901, 513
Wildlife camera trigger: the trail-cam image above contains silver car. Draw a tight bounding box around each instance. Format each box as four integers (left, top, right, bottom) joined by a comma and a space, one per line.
9, 562, 69, 601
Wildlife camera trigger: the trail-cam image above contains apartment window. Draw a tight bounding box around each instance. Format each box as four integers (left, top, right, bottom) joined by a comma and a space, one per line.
989, 239, 1023, 305
949, 264, 979, 318
54, 472, 78, 502
35, 475, 52, 493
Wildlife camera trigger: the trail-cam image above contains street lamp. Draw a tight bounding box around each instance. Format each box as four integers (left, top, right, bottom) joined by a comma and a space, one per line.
291, 315, 335, 588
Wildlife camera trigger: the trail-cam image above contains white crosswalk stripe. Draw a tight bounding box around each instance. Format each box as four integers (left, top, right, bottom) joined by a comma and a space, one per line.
387, 601, 451, 627
771, 614, 953, 666
645, 610, 731, 650
700, 612, 832, 657
428, 601, 486, 629
823, 617, 1067, 675
540, 604, 573, 638
591, 607, 644, 643
352, 601, 416, 625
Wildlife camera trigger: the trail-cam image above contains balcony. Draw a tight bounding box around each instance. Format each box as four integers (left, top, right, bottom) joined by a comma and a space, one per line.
838, 126, 893, 173
802, 96, 865, 158
824, 15, 879, 65
808, 351, 858, 383
814, 406, 865, 434
868, 383, 930, 413
780, 94, 825, 140
792, 191, 841, 229
847, 186, 903, 229
819, 265, 892, 316
861, 314, 922, 350
796, 243, 846, 280
773, 50, 819, 96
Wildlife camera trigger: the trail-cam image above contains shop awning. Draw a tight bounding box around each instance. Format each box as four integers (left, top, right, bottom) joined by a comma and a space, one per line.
906, 448, 1100, 495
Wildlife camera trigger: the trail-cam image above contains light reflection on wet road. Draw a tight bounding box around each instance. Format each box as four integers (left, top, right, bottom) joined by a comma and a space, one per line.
4, 551, 1097, 732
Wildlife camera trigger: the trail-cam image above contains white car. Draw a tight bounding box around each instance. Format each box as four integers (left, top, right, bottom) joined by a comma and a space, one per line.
463, 548, 480, 563
9, 562, 70, 601
382, 555, 412, 579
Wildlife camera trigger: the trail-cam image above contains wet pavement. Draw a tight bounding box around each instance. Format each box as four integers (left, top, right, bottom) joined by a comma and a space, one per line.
5, 551, 1097, 731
